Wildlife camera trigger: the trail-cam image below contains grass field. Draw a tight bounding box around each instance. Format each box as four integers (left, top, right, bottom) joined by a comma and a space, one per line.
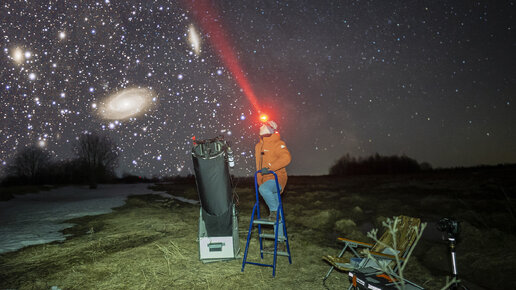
1, 167, 515, 289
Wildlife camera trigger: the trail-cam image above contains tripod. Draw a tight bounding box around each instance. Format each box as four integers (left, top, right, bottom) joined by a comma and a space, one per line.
437, 217, 469, 290
444, 236, 468, 290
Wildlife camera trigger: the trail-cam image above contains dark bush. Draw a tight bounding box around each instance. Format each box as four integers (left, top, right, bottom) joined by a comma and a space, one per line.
160, 174, 196, 184
45, 159, 87, 185
117, 173, 160, 184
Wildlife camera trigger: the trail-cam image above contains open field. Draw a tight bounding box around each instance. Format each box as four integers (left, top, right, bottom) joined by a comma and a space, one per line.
1, 167, 515, 289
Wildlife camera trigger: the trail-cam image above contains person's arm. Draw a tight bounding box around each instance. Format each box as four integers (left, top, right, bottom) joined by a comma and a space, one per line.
269, 141, 291, 171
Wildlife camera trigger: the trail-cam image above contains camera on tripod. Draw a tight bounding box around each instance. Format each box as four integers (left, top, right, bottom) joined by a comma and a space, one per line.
437, 217, 460, 240
436, 217, 469, 289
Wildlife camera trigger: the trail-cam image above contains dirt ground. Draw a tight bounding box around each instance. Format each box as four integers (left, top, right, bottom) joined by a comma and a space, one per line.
1, 167, 515, 289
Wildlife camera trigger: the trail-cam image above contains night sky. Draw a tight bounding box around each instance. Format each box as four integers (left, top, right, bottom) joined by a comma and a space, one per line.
1, 1, 514, 177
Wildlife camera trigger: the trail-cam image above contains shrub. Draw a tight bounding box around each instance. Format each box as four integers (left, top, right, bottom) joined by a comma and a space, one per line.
330, 153, 431, 176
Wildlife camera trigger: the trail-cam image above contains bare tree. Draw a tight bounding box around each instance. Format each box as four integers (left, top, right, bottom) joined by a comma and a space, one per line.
8, 145, 52, 183
74, 132, 119, 188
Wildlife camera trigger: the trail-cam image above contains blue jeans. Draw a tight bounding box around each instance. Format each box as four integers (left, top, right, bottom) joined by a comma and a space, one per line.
259, 179, 284, 237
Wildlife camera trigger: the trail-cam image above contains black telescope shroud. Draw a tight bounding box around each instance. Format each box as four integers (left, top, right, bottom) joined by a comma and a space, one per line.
192, 137, 233, 237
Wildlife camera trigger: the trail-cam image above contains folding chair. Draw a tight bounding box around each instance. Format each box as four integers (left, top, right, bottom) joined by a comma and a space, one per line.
322, 216, 422, 286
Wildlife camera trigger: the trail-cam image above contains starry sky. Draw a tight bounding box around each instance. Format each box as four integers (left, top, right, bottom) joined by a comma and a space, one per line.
0, 1, 514, 177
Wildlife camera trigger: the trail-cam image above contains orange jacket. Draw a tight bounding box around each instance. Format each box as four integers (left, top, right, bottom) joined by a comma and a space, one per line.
255, 132, 291, 193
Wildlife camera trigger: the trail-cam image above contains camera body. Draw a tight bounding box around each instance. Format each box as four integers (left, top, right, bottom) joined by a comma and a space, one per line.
437, 217, 460, 240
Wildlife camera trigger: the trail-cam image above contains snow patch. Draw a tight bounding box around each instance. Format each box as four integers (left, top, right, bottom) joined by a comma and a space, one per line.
0, 183, 168, 254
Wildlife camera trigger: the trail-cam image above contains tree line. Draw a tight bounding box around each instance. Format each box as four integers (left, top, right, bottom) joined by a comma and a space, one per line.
3, 139, 434, 188
330, 153, 432, 176
2, 132, 119, 188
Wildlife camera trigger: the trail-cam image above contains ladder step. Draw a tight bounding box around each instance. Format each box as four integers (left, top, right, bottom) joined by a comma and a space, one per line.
259, 233, 286, 241
253, 218, 276, 225
261, 250, 290, 257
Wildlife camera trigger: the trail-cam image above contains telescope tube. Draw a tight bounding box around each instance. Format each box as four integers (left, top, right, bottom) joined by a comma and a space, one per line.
192, 137, 233, 236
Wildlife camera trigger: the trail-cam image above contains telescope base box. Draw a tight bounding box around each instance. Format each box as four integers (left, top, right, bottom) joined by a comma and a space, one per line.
199, 236, 238, 262
199, 205, 240, 262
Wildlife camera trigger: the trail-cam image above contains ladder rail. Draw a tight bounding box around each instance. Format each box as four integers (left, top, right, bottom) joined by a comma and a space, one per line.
253, 170, 262, 220
241, 202, 258, 272
275, 176, 292, 264
254, 170, 265, 258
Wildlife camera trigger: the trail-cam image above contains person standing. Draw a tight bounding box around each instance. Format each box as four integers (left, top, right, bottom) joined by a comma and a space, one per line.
255, 120, 291, 237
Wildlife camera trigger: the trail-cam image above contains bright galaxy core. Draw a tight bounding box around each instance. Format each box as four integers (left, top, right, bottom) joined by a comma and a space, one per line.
100, 88, 155, 120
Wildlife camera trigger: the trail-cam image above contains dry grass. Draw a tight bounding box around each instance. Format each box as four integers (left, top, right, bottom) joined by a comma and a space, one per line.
0, 194, 343, 289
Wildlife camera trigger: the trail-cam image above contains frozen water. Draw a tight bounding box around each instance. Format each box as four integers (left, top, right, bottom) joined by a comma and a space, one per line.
0, 184, 174, 254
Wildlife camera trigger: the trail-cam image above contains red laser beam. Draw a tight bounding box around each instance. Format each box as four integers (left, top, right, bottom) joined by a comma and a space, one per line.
185, 0, 261, 113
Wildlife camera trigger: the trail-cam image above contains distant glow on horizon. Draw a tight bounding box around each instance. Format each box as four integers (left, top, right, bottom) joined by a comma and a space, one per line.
100, 88, 155, 120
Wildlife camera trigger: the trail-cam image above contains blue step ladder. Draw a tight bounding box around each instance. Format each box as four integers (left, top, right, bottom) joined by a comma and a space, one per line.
241, 170, 292, 277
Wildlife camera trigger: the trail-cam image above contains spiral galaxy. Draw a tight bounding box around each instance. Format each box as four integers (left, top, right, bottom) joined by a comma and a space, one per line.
100, 88, 154, 120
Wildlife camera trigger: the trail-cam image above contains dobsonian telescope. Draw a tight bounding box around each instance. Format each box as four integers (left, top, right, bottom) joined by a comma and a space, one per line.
192, 136, 240, 262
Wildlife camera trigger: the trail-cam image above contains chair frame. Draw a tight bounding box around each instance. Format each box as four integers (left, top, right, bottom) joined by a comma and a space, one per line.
323, 216, 422, 288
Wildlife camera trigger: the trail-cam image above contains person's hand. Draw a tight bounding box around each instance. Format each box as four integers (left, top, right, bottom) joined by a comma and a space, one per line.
261, 167, 270, 175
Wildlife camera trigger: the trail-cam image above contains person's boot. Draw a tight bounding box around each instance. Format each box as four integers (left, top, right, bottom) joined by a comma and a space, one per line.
268, 211, 277, 221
